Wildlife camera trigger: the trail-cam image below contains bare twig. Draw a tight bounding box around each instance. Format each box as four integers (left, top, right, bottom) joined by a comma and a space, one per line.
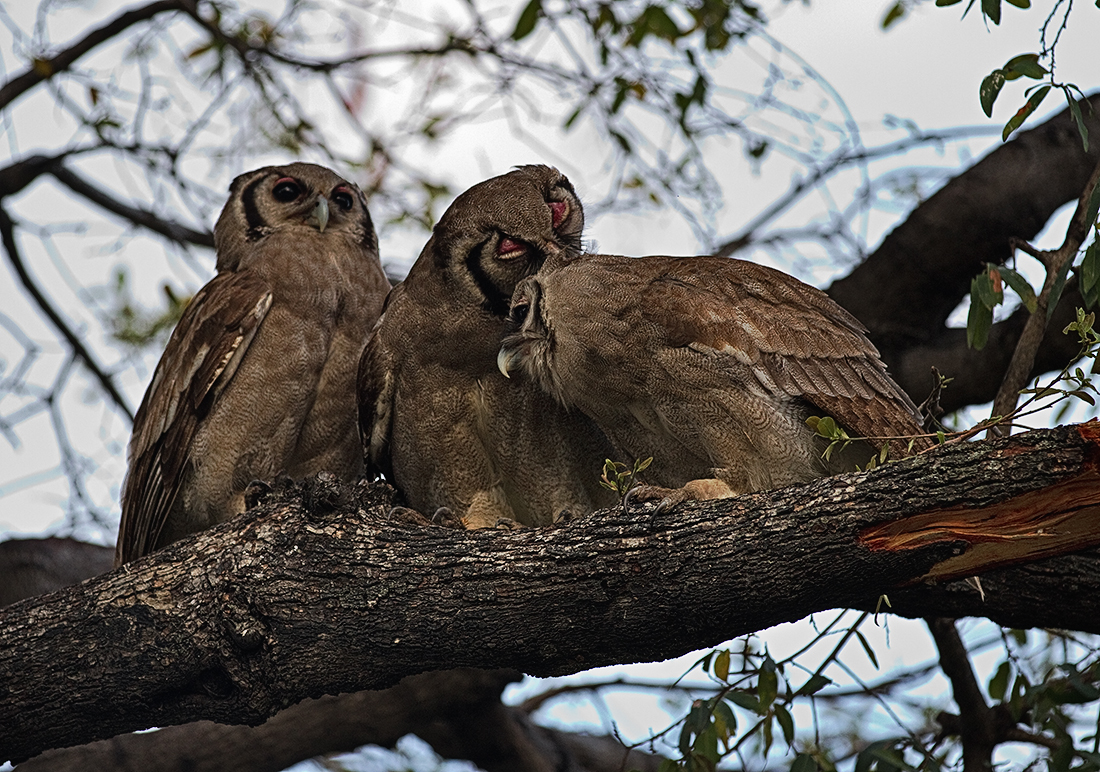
0, 206, 134, 423
0, 0, 186, 110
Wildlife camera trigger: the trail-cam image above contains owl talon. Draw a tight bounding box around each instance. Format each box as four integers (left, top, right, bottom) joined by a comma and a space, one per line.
493, 517, 525, 530
243, 479, 274, 510
432, 507, 464, 530
387, 506, 433, 527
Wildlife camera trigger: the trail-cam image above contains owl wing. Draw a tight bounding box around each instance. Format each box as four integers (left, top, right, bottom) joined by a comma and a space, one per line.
648, 258, 925, 448
357, 282, 404, 483
117, 270, 273, 564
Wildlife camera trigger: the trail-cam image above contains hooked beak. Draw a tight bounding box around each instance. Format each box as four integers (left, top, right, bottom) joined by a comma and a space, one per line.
497, 346, 520, 379
309, 197, 330, 233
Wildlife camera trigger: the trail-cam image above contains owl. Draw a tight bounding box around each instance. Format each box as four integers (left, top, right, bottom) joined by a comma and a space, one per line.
357, 165, 617, 528
116, 163, 391, 565
498, 254, 929, 509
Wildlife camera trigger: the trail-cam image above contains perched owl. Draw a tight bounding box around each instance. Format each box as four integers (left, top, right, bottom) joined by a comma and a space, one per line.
116, 163, 391, 565
357, 165, 617, 528
498, 254, 929, 508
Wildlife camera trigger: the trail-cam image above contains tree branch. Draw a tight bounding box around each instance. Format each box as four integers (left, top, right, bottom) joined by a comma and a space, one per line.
0, 205, 135, 422
47, 162, 214, 248
0, 0, 187, 110
4, 424, 1100, 763
829, 94, 1100, 407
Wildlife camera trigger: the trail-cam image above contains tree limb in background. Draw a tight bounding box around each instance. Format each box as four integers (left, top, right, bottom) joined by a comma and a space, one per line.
829, 94, 1100, 412
0, 206, 134, 422
0, 0, 187, 110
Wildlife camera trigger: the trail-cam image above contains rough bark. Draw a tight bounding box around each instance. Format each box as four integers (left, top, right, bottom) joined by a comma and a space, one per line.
829, 94, 1100, 412
3, 424, 1100, 764
1, 541, 661, 772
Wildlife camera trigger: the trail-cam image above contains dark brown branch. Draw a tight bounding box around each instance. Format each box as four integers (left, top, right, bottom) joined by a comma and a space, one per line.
47, 163, 214, 248
4, 425, 1100, 763
0, 0, 187, 110
17, 669, 664, 772
0, 206, 134, 422
0, 538, 113, 607
928, 618, 999, 772
989, 155, 1100, 425
830, 94, 1100, 408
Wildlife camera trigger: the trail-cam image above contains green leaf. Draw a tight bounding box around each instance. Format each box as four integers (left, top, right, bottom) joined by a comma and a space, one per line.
775, 704, 795, 746
936, 0, 964, 5
659, 759, 681, 772
1002, 85, 1050, 141
855, 630, 879, 669
713, 699, 737, 738
980, 70, 1006, 117
988, 661, 1011, 701
981, 0, 1002, 24
758, 668, 778, 709
510, 0, 542, 41
882, 2, 907, 29
996, 265, 1038, 312
1067, 92, 1090, 152
968, 296, 993, 349
1003, 53, 1047, 80
1085, 175, 1100, 229
797, 674, 832, 696
971, 271, 1000, 309
792, 754, 819, 772
727, 691, 763, 714
714, 649, 730, 681
1082, 241, 1100, 309
1047, 250, 1075, 320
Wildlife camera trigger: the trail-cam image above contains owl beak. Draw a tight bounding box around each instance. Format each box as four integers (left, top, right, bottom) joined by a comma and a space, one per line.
309, 197, 330, 233
497, 346, 519, 378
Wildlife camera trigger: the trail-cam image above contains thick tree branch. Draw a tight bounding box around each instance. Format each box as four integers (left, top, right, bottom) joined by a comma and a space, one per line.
829, 95, 1100, 408
4, 424, 1100, 763
0, 0, 187, 110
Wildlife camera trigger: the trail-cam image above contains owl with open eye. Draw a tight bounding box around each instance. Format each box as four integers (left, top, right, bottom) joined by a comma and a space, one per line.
498, 254, 931, 509
116, 163, 391, 566
357, 165, 617, 528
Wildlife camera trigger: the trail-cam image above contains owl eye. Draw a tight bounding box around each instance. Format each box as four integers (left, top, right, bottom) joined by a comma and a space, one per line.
497, 236, 527, 259
333, 187, 355, 211
548, 200, 568, 229
272, 178, 302, 202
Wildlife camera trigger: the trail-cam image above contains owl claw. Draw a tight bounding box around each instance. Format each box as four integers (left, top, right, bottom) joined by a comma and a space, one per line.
431, 507, 464, 530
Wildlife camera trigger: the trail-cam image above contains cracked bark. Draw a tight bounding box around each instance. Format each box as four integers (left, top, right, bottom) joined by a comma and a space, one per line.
4, 424, 1100, 764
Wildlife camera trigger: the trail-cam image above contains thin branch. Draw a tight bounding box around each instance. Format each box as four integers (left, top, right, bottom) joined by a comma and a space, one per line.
47, 162, 214, 248
989, 153, 1100, 431
0, 206, 134, 423
0, 0, 186, 110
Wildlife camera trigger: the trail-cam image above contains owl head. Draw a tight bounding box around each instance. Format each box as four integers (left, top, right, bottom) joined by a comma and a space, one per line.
422, 164, 583, 316
213, 162, 377, 272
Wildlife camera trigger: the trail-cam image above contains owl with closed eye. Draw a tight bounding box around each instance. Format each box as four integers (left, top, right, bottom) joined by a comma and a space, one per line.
499, 254, 931, 510
357, 165, 617, 528
116, 162, 391, 566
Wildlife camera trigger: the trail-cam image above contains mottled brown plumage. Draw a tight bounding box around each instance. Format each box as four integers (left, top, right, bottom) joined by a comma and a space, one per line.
499, 254, 929, 507
117, 163, 390, 565
357, 165, 616, 528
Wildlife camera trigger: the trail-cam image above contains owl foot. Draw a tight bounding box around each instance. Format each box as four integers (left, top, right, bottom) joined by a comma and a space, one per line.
243, 479, 274, 510
625, 478, 738, 514
431, 507, 465, 530
388, 506, 434, 527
